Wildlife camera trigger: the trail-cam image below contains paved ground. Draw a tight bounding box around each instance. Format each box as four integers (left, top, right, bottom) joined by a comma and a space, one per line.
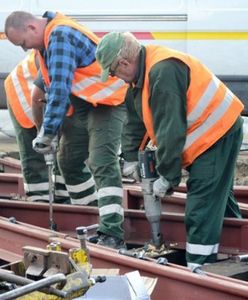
0, 132, 18, 154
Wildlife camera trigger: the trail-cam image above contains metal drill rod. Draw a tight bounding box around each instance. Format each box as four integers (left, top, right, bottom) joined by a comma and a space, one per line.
47, 156, 57, 231
44, 136, 58, 231
0, 273, 66, 300
0, 269, 67, 298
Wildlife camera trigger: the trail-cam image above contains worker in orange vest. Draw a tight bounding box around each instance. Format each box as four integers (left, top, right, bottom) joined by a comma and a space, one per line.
4, 51, 70, 202
96, 31, 244, 271
5, 11, 127, 249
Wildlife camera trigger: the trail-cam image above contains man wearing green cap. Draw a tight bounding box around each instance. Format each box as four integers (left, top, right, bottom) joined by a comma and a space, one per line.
95, 31, 244, 272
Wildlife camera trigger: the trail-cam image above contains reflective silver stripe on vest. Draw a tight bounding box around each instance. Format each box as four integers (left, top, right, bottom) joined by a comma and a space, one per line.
71, 76, 125, 101
24, 182, 49, 192
98, 186, 123, 199
66, 176, 96, 193
90, 79, 126, 101
184, 88, 234, 151
72, 75, 100, 92
99, 204, 124, 217
10, 56, 35, 123
187, 75, 220, 128
186, 242, 219, 256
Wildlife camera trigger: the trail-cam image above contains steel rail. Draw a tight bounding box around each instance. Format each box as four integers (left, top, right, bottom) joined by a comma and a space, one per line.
0, 171, 248, 216
0, 200, 247, 254
0, 156, 248, 203
0, 217, 248, 300
124, 186, 248, 217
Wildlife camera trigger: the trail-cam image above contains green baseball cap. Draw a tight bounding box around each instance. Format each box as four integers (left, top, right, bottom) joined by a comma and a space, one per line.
96, 32, 124, 82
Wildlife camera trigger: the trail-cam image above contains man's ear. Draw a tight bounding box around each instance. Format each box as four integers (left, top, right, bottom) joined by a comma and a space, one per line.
118, 58, 129, 67
26, 23, 36, 32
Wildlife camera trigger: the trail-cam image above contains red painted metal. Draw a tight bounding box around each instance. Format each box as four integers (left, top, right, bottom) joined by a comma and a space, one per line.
0, 157, 21, 173
0, 171, 248, 219
0, 155, 248, 206
0, 173, 25, 198
0, 200, 248, 254
125, 189, 248, 217
123, 183, 248, 218
0, 217, 248, 300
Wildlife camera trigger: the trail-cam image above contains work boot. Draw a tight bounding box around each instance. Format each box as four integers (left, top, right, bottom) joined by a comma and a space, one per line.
97, 234, 126, 250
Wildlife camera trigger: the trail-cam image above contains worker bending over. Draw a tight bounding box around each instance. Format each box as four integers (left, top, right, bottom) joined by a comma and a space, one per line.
5, 12, 127, 249
96, 31, 244, 270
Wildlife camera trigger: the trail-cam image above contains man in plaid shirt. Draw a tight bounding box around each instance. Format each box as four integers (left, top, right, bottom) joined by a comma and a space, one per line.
5, 11, 127, 249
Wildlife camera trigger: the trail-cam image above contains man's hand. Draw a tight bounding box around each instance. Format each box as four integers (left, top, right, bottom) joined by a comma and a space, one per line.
32, 127, 56, 154
122, 161, 140, 182
153, 177, 171, 198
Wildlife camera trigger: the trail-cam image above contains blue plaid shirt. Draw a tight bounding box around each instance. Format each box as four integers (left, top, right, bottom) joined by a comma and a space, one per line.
41, 11, 96, 135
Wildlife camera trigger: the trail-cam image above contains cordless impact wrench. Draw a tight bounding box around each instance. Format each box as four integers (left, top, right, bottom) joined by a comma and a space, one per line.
138, 149, 163, 248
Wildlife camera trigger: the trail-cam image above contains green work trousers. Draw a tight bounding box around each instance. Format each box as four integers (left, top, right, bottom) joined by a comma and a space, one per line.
7, 102, 69, 202
58, 97, 126, 240
58, 111, 98, 206
185, 117, 243, 269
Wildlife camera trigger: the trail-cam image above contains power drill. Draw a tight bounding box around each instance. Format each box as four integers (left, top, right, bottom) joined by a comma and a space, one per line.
138, 149, 163, 248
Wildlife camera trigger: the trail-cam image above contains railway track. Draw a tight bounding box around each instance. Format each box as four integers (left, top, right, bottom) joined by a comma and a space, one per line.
0, 156, 248, 299
0, 199, 248, 255
0, 216, 248, 300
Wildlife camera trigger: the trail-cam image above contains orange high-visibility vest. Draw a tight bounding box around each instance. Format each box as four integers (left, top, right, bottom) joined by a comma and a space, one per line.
38, 13, 127, 106
4, 50, 38, 128
142, 45, 244, 168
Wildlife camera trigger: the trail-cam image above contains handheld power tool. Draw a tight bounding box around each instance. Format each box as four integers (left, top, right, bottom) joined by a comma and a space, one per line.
138, 149, 163, 248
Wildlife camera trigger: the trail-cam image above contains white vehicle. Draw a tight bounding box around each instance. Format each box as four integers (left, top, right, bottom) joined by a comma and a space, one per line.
0, 0, 248, 110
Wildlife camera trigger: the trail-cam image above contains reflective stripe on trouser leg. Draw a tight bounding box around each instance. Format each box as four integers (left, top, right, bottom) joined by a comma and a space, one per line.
24, 166, 71, 203
88, 104, 126, 240
52, 174, 71, 203
97, 186, 124, 239
185, 118, 243, 267
66, 175, 98, 205
8, 102, 71, 203
7, 103, 52, 202
58, 112, 98, 205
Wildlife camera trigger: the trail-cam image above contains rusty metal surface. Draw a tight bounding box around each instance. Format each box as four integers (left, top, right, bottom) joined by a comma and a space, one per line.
0, 217, 248, 300
0, 200, 248, 255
